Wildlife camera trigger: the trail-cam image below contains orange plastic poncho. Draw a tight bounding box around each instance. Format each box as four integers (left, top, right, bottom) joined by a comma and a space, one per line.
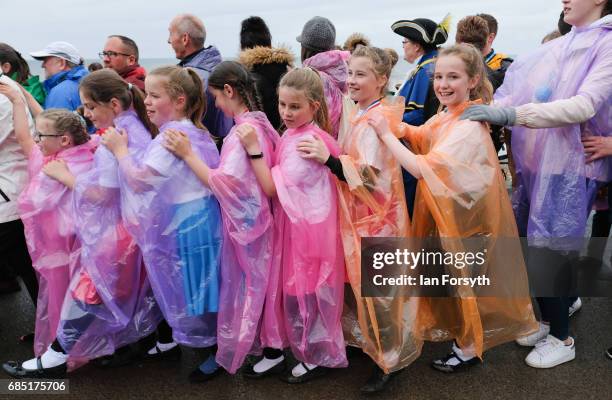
404, 101, 537, 357
337, 97, 423, 373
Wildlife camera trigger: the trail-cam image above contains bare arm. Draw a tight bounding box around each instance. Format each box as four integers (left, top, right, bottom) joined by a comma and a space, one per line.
368, 113, 422, 179
0, 83, 35, 157
235, 124, 276, 198
19, 85, 43, 118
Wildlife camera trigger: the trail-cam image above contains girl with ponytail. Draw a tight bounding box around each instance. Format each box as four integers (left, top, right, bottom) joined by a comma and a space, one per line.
102, 65, 224, 381
369, 43, 536, 374
235, 67, 347, 383
163, 60, 283, 376
3, 69, 162, 378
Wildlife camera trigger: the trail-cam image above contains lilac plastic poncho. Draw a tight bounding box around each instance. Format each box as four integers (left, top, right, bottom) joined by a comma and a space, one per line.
56, 110, 162, 361
117, 119, 222, 347
17, 139, 97, 356
210, 111, 281, 373
495, 16, 612, 249
303, 50, 350, 139
272, 123, 347, 368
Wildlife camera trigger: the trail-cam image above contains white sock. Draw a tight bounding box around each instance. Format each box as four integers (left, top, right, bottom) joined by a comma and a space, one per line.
22, 346, 67, 370
148, 341, 177, 355
291, 362, 318, 377
451, 343, 475, 362
253, 355, 284, 373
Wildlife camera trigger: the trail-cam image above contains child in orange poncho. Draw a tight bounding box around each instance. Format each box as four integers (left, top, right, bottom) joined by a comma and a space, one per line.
298, 46, 421, 393
368, 44, 537, 373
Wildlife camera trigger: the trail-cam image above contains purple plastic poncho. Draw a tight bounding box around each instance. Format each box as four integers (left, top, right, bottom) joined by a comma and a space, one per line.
303, 50, 350, 139
495, 16, 612, 249
56, 110, 162, 361
117, 119, 222, 347
210, 111, 282, 373
272, 123, 347, 368
17, 139, 97, 356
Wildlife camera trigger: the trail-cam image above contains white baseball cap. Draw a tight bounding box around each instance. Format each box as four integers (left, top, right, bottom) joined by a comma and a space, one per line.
30, 41, 82, 64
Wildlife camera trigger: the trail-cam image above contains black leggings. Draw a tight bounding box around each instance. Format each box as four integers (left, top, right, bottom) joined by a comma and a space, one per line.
0, 219, 37, 303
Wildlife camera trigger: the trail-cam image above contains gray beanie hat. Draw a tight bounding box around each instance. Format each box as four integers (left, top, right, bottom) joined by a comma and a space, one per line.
296, 16, 336, 51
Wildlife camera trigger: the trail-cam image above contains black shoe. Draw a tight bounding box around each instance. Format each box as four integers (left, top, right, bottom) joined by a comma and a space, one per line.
3, 357, 66, 379
93, 346, 138, 368
242, 357, 286, 379
279, 363, 328, 384
188, 365, 222, 383
605, 347, 612, 360
431, 351, 480, 373
360, 367, 400, 393
144, 344, 181, 362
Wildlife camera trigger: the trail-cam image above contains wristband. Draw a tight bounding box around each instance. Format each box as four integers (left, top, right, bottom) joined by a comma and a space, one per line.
248, 152, 264, 159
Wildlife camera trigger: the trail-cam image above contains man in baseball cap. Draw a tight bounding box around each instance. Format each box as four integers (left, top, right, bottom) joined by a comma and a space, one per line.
30, 41, 87, 110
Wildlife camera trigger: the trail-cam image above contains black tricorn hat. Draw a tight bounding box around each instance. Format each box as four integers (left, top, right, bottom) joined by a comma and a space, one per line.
391, 15, 451, 47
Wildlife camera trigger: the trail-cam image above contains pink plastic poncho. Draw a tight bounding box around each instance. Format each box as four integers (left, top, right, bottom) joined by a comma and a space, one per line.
303, 50, 350, 139
17, 139, 97, 356
56, 110, 162, 361
271, 123, 347, 368
494, 16, 612, 249
210, 111, 282, 373
118, 119, 222, 347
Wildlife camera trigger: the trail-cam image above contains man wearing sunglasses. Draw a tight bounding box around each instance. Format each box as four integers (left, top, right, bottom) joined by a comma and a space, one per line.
100, 35, 146, 91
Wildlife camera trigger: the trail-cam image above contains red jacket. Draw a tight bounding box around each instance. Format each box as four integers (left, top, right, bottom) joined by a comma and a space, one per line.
121, 64, 146, 91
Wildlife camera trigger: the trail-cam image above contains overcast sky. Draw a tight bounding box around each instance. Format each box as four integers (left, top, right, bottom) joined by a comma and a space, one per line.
4, 0, 562, 64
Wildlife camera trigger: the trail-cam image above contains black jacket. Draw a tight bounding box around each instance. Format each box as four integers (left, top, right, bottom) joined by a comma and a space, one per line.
239, 46, 294, 130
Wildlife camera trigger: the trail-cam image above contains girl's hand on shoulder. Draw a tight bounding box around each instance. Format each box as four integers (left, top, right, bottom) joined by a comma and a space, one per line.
582, 136, 612, 163
367, 114, 393, 140
163, 129, 192, 159
297, 135, 330, 164
42, 159, 72, 182
235, 123, 261, 155
101, 127, 128, 155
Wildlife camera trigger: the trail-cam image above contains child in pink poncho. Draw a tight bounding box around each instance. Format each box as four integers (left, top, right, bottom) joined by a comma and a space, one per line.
0, 90, 95, 378
237, 67, 347, 383
163, 61, 284, 376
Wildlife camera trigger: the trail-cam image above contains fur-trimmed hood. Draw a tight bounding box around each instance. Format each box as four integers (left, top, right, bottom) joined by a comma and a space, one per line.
239, 46, 294, 70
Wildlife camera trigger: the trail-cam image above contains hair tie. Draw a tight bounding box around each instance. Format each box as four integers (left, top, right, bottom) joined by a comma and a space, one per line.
73, 111, 87, 129
127, 83, 133, 90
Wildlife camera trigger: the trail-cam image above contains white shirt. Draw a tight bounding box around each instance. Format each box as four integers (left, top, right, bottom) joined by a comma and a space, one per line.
0, 75, 34, 223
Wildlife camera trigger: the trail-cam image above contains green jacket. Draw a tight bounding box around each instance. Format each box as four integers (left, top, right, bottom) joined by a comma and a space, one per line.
11, 73, 45, 105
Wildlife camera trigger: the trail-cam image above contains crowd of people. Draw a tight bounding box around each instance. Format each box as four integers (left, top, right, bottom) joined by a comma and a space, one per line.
0, 0, 611, 394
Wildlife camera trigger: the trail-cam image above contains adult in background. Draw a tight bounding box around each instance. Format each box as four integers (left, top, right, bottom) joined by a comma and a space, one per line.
297, 16, 350, 140
477, 13, 513, 73
100, 35, 146, 91
0, 43, 45, 105
391, 15, 450, 218
167, 13, 232, 140
30, 41, 87, 111
238, 16, 294, 130
0, 76, 38, 333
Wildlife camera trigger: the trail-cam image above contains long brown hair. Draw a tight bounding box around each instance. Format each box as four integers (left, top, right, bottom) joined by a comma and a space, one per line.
149, 66, 206, 129
208, 61, 262, 112
438, 44, 493, 104
79, 69, 158, 137
278, 67, 331, 134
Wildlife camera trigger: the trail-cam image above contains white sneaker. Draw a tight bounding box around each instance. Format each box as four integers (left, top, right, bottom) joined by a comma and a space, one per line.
516, 322, 550, 347
568, 297, 582, 317
525, 335, 575, 368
